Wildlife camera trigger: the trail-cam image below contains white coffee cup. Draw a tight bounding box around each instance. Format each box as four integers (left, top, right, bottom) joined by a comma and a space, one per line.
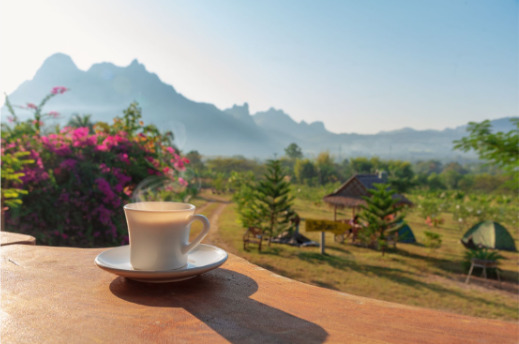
124, 202, 210, 271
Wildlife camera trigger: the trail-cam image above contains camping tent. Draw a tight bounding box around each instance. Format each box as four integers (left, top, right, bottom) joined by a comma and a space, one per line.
397, 224, 416, 243
461, 221, 517, 252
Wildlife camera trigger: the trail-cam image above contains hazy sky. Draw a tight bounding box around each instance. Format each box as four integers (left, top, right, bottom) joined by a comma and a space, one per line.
0, 0, 517, 134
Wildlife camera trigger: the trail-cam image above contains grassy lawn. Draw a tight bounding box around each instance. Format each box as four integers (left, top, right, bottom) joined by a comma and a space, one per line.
198, 190, 519, 322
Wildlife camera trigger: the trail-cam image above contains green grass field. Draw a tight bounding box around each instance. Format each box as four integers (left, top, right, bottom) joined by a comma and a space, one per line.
194, 190, 519, 322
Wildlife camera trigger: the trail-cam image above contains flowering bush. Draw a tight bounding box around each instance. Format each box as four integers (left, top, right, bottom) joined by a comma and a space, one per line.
4, 86, 66, 135
2, 88, 191, 247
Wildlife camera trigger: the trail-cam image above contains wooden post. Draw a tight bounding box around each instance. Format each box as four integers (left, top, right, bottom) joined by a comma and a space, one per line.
320, 231, 325, 255
333, 205, 337, 221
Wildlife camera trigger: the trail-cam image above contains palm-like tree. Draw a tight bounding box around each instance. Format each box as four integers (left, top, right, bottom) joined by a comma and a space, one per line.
67, 114, 95, 133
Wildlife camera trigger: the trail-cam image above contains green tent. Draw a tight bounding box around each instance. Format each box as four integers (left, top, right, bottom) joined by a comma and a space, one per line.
397, 224, 416, 243
461, 221, 517, 252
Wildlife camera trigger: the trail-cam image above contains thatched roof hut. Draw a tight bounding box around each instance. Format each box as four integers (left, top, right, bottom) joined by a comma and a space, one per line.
323, 173, 413, 220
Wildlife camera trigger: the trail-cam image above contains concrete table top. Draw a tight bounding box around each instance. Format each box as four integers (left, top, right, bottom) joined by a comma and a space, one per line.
1, 244, 517, 343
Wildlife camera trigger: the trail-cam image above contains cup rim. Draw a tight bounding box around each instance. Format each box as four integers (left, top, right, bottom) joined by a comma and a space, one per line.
124, 201, 195, 212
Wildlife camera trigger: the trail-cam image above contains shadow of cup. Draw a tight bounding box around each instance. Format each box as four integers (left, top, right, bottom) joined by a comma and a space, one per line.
110, 268, 328, 343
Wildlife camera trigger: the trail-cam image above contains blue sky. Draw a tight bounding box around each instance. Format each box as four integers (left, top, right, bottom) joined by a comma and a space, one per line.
0, 0, 517, 134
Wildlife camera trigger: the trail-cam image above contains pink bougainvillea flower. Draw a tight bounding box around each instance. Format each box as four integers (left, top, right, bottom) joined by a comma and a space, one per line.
93, 204, 112, 225
96, 144, 109, 152
30, 150, 44, 168
100, 134, 126, 150
118, 153, 129, 164
59, 158, 77, 170
48, 111, 60, 118
178, 177, 188, 187
174, 160, 185, 171
51, 86, 68, 94
70, 127, 96, 148
98, 163, 111, 173
95, 177, 120, 207
55, 146, 72, 156
27, 103, 37, 109
7, 116, 14, 123
112, 170, 131, 193
72, 127, 89, 140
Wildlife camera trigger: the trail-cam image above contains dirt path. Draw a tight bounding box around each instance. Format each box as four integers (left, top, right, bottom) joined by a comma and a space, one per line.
198, 200, 232, 251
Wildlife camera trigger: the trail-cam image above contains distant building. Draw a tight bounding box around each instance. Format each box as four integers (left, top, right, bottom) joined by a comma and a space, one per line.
323, 172, 413, 220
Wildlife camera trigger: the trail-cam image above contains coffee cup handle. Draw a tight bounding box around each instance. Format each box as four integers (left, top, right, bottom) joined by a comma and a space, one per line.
182, 214, 210, 254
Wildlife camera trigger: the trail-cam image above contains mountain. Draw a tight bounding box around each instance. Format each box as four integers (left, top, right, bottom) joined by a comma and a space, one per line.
2, 53, 516, 161
6, 53, 279, 156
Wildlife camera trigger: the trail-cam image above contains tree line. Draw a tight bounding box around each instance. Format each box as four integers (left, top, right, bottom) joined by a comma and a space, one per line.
185, 146, 515, 195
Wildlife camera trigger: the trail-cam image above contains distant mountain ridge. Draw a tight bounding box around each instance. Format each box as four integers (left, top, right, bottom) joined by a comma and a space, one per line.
2, 53, 515, 161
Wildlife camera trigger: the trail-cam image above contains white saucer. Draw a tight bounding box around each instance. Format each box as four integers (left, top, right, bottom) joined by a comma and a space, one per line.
95, 244, 228, 283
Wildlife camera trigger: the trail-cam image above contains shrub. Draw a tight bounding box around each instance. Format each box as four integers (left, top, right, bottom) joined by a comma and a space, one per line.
423, 231, 442, 250
1, 151, 33, 208
2, 90, 191, 247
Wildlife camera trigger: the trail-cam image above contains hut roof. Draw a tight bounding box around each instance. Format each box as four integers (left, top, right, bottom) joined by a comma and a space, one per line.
323, 173, 413, 208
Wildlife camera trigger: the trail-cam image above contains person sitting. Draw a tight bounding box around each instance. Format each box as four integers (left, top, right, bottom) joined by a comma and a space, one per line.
348, 215, 362, 242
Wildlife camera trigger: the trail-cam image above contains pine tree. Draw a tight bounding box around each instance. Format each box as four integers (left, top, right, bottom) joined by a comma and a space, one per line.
230, 171, 262, 229
255, 160, 295, 241
359, 183, 406, 255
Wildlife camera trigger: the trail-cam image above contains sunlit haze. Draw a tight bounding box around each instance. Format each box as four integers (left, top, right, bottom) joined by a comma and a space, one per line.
0, 0, 517, 134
